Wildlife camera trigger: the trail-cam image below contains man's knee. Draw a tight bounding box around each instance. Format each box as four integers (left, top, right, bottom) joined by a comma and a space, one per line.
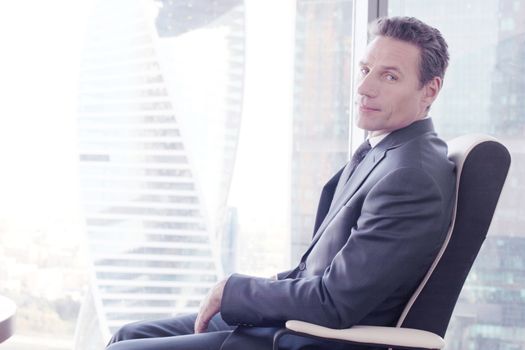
108, 314, 198, 346
106, 340, 128, 350
109, 321, 152, 343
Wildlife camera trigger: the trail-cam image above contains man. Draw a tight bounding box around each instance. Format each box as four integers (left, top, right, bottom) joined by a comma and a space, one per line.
106, 16, 455, 350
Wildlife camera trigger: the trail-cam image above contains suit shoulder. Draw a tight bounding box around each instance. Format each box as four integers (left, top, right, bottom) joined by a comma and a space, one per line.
388, 133, 452, 171
377, 134, 455, 198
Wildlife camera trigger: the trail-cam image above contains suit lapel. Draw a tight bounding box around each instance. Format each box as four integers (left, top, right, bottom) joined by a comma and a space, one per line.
312, 166, 344, 235
306, 118, 436, 251
309, 148, 387, 246
334, 148, 387, 210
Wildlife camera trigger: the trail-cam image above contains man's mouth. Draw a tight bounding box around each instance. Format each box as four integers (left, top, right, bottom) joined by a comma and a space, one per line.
359, 104, 381, 112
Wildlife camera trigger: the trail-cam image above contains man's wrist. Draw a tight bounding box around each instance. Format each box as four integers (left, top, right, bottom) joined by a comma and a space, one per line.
216, 279, 227, 302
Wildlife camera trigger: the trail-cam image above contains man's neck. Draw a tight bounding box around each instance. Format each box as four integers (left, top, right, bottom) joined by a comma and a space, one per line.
366, 116, 431, 147
368, 115, 430, 137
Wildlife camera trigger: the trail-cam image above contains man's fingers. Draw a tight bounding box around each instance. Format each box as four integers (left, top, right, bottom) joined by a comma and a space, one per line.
194, 317, 207, 334
194, 307, 212, 334
194, 279, 226, 333
194, 312, 202, 333
194, 299, 211, 334
194, 305, 204, 333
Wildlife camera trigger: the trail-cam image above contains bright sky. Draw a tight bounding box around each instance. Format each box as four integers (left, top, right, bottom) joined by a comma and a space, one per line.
227, 0, 294, 230
0, 0, 294, 266
0, 1, 91, 237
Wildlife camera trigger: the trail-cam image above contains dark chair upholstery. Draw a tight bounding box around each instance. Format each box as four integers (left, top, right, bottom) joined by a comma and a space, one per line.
273, 134, 512, 350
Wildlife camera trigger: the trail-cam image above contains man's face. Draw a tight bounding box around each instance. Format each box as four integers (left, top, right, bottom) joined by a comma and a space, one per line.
355, 36, 438, 136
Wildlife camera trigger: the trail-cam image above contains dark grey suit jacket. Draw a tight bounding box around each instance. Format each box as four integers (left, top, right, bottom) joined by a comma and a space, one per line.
219, 118, 456, 350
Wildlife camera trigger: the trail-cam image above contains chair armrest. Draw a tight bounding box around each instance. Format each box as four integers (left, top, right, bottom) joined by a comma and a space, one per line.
285, 320, 445, 350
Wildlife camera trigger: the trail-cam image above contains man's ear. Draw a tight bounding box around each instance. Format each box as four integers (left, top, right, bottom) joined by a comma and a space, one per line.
422, 76, 442, 109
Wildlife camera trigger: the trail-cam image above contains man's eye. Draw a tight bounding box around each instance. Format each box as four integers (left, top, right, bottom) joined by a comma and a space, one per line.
385, 74, 397, 81
360, 68, 369, 75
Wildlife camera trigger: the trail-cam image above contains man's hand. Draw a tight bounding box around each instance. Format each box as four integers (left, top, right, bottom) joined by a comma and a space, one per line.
194, 279, 227, 334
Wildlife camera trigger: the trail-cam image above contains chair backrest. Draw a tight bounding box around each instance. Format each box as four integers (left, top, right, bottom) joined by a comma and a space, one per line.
395, 134, 511, 337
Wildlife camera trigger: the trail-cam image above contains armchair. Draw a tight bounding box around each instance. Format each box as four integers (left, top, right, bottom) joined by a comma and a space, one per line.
273, 134, 511, 350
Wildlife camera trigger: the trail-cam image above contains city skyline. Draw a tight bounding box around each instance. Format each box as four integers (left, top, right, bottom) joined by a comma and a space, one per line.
74, 0, 240, 347
1, 1, 523, 349
389, 1, 525, 348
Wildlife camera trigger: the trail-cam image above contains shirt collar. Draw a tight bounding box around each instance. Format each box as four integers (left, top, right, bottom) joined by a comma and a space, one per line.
367, 116, 431, 148
367, 133, 389, 148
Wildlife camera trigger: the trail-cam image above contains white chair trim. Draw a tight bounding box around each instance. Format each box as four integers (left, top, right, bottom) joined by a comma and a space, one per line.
286, 320, 445, 349
395, 134, 498, 327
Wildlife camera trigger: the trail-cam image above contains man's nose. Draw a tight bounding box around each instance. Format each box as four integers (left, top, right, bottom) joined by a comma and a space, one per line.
357, 74, 378, 98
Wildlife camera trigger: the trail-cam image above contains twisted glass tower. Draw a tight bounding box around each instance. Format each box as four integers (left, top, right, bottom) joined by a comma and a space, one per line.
74, 1, 245, 348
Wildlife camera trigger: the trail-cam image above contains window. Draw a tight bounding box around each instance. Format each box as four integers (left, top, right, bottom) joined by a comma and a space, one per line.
389, 1, 525, 348
6, 1, 521, 349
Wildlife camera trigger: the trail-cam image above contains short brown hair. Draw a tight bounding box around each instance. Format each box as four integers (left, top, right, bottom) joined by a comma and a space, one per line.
369, 16, 449, 88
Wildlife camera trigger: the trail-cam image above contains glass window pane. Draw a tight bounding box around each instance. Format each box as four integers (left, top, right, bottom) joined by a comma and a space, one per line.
389, 2, 525, 348
290, 0, 354, 264
76, 0, 354, 347
1, 0, 354, 349
76, 0, 245, 346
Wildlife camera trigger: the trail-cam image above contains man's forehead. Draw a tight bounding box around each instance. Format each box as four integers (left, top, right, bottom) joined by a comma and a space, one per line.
361, 36, 420, 72
359, 60, 403, 73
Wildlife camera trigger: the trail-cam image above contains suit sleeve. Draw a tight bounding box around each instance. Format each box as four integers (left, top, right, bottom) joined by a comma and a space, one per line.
276, 269, 295, 280
220, 167, 449, 329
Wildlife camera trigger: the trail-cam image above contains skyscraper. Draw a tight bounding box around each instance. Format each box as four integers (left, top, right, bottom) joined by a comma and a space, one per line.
74, 0, 245, 348
446, 1, 525, 348
290, 0, 353, 264
388, 1, 525, 348
154, 0, 245, 261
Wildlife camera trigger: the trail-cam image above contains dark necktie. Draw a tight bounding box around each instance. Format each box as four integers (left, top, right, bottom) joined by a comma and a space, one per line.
331, 140, 372, 207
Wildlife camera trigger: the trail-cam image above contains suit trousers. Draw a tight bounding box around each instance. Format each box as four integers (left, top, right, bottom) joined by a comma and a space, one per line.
105, 313, 346, 350
106, 312, 235, 350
